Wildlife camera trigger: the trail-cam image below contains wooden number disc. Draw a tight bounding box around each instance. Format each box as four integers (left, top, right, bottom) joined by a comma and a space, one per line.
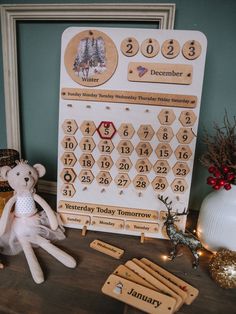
141, 38, 159, 58
64, 29, 118, 87
182, 40, 202, 60
161, 39, 180, 59
121, 37, 139, 57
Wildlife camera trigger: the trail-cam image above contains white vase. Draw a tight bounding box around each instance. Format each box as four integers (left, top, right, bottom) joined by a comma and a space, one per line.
197, 185, 236, 253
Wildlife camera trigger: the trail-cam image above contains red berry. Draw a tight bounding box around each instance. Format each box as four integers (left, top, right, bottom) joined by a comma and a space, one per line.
222, 166, 230, 174
218, 179, 225, 186
227, 173, 235, 181
207, 177, 217, 185
224, 183, 232, 190
214, 170, 221, 178
213, 184, 221, 190
208, 166, 216, 173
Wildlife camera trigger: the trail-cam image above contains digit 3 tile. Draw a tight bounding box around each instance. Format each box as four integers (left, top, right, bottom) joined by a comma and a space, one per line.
62, 119, 78, 135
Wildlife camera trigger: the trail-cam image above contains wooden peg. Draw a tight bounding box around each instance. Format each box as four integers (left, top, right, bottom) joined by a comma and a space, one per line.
82, 225, 87, 236
140, 232, 145, 243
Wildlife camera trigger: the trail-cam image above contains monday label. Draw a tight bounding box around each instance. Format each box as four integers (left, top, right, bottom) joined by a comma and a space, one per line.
58, 201, 159, 221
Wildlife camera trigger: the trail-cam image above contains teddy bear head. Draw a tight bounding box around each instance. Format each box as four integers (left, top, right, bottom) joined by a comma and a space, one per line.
0, 160, 46, 194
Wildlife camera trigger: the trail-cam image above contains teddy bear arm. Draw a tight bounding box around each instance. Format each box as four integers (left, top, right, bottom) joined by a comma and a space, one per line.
0, 195, 17, 236
33, 194, 58, 230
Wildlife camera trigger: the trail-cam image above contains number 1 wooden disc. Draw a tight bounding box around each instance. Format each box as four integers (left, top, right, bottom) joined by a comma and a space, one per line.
64, 29, 118, 87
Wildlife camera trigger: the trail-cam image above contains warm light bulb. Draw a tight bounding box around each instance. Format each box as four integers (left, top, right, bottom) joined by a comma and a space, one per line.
162, 255, 168, 261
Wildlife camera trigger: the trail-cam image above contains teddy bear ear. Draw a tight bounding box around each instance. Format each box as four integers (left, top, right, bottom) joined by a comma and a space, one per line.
0, 166, 11, 180
33, 164, 46, 178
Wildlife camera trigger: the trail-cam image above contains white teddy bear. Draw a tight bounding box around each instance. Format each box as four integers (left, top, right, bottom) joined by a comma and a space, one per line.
0, 160, 76, 283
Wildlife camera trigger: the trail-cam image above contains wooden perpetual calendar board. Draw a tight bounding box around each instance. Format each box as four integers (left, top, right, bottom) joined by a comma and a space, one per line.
57, 27, 207, 239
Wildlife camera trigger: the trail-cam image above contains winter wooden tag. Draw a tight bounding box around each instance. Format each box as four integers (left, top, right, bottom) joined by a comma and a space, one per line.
141, 258, 199, 304
113, 265, 156, 290
90, 240, 124, 259
127, 259, 187, 303
102, 274, 176, 314
125, 260, 182, 311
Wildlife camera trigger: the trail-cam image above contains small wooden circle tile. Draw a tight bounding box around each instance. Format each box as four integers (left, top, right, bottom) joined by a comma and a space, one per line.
182, 40, 202, 60
121, 37, 139, 57
141, 38, 159, 58
161, 39, 180, 59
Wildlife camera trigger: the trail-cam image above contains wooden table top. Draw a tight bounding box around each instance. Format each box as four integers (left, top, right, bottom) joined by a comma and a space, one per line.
0, 210, 235, 314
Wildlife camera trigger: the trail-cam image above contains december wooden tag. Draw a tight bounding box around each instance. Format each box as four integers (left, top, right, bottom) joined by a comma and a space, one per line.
90, 240, 124, 259
141, 258, 199, 305
102, 274, 176, 314
125, 260, 183, 311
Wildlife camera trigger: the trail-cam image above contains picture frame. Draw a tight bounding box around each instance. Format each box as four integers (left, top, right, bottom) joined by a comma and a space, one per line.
1, 3, 175, 193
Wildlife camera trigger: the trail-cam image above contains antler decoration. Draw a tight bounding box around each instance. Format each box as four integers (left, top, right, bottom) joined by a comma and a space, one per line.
158, 195, 202, 268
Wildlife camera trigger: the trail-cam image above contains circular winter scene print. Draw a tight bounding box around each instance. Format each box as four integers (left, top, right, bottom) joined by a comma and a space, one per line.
64, 29, 118, 87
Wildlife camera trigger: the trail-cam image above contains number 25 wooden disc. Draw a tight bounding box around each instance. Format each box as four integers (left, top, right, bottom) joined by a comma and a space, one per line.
64, 29, 118, 87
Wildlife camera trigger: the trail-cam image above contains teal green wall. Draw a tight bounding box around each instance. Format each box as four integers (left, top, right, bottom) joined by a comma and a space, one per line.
0, 0, 236, 210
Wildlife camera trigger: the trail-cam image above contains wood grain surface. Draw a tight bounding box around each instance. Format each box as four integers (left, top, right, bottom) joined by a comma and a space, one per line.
0, 195, 235, 314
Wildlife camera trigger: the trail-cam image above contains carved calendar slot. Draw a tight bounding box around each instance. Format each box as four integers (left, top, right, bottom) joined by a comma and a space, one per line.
61, 152, 77, 167
153, 160, 170, 176
171, 178, 188, 194
62, 119, 78, 135
156, 126, 174, 143
137, 124, 155, 141
96, 171, 112, 186
151, 177, 168, 192
115, 157, 133, 172
79, 137, 96, 153
115, 173, 131, 188
97, 155, 113, 170
97, 121, 116, 139
117, 123, 135, 139
80, 120, 97, 136
176, 128, 195, 144
79, 153, 95, 169
135, 159, 152, 174
133, 175, 150, 190
174, 145, 192, 161
61, 183, 76, 198
117, 140, 134, 156
179, 110, 197, 127
155, 143, 173, 159
78, 170, 94, 185
98, 139, 114, 154
61, 136, 78, 151
141, 38, 160, 58
135, 142, 153, 157
158, 109, 176, 125
172, 162, 190, 177
60, 168, 76, 183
